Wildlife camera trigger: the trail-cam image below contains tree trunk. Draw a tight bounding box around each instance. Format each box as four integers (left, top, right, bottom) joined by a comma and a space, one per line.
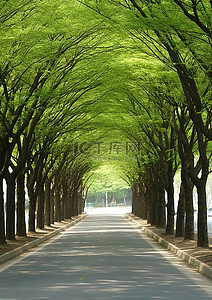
165, 173, 175, 234
27, 158, 44, 232
37, 184, 45, 229
50, 182, 55, 224
175, 183, 185, 237
28, 192, 36, 232
63, 179, 69, 219
61, 184, 65, 221
184, 177, 194, 240
150, 187, 157, 226
131, 184, 137, 216
132, 183, 144, 219
175, 107, 195, 239
140, 184, 147, 220
0, 177, 6, 244
16, 171, 26, 236
62, 177, 70, 219
73, 190, 79, 216
196, 182, 208, 247
5, 174, 16, 240
61, 192, 65, 221
78, 194, 83, 215
66, 185, 72, 219
44, 179, 51, 226
146, 189, 154, 225
156, 184, 166, 228
78, 185, 86, 214
189, 131, 209, 247
54, 184, 61, 222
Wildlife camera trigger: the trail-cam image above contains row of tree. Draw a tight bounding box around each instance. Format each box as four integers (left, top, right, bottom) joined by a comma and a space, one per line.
78, 0, 212, 248
0, 0, 103, 244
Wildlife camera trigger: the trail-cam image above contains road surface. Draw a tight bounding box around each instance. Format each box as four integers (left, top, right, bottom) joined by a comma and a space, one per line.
0, 207, 211, 299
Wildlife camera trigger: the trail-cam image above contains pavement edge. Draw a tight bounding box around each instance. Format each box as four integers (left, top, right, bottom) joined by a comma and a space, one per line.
0, 214, 88, 265
125, 214, 212, 281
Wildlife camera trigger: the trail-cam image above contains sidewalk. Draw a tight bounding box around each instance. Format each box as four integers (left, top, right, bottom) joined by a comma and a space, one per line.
125, 213, 212, 280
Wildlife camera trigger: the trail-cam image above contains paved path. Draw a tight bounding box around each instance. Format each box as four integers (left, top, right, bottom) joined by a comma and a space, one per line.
0, 208, 212, 299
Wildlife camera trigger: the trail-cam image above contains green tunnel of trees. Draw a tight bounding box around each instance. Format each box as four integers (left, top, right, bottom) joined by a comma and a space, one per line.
0, 0, 212, 248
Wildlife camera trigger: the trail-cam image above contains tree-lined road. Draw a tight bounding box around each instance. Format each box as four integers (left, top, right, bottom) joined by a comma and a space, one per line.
0, 208, 211, 299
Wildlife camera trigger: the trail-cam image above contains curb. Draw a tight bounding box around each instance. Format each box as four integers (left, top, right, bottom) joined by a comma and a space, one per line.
125, 214, 212, 281
0, 214, 87, 265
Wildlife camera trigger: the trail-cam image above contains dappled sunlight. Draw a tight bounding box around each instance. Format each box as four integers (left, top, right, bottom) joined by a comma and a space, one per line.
0, 214, 211, 299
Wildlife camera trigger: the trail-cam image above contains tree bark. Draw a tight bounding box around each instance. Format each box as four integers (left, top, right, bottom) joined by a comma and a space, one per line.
188, 133, 209, 247
27, 156, 44, 232
50, 182, 55, 224
165, 165, 175, 234
66, 184, 72, 219
72, 189, 79, 217
178, 140, 194, 239
62, 176, 68, 219
184, 175, 194, 240
5, 174, 16, 240
149, 188, 157, 226
78, 184, 86, 214
140, 183, 148, 220
175, 108, 195, 240
16, 171, 26, 236
156, 183, 166, 228
132, 183, 143, 218
44, 179, 51, 226
196, 182, 208, 247
28, 191, 36, 232
54, 177, 61, 222
131, 184, 137, 215
175, 183, 185, 237
61, 181, 65, 221
37, 183, 45, 229
0, 177, 6, 244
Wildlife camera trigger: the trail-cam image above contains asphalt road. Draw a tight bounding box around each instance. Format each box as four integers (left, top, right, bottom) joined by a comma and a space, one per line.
0, 208, 211, 300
